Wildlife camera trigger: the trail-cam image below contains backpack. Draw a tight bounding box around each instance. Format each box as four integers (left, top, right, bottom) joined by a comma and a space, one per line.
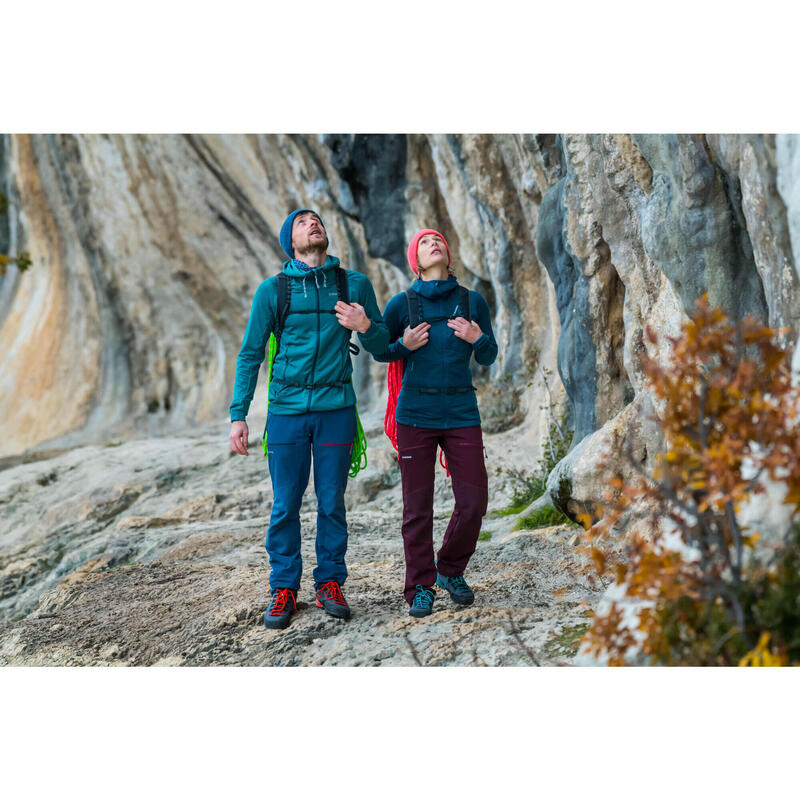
262, 266, 367, 476
383, 285, 472, 475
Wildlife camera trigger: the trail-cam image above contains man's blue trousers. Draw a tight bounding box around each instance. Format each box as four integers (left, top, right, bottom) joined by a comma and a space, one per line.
264, 406, 356, 593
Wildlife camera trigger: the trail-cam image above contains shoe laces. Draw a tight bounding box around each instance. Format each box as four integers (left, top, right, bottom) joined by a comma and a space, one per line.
318, 581, 347, 605
269, 588, 295, 615
449, 575, 469, 592
412, 585, 434, 609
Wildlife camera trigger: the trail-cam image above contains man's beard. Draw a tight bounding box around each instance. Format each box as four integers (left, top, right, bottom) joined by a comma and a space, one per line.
295, 233, 329, 258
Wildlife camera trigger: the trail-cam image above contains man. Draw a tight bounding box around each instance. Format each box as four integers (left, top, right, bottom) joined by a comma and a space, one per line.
229, 209, 389, 630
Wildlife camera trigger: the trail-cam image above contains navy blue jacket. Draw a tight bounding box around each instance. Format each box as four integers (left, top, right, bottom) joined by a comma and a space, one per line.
374, 276, 498, 429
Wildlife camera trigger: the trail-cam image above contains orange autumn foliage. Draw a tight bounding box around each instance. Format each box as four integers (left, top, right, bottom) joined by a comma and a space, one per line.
581, 295, 800, 666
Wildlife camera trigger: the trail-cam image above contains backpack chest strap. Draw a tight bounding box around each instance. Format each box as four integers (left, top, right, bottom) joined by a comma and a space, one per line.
405, 285, 471, 327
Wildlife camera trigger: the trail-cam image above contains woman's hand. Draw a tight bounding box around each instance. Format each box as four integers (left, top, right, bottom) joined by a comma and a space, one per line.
447, 317, 483, 344
402, 322, 431, 351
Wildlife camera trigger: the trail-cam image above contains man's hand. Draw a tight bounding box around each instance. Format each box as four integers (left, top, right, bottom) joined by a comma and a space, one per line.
335, 301, 371, 334
447, 317, 483, 344
229, 420, 249, 456
402, 322, 431, 351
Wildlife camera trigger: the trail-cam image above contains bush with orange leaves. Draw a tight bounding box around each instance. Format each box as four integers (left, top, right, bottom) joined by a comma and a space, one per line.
581, 295, 800, 666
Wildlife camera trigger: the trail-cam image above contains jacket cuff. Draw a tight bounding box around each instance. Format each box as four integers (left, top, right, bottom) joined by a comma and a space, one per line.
472, 333, 489, 352
357, 321, 383, 347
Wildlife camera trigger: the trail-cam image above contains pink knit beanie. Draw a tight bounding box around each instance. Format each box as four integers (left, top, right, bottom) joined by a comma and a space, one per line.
407, 229, 451, 276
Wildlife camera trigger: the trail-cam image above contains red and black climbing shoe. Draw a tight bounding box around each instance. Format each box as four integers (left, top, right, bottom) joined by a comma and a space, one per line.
263, 588, 297, 630
315, 581, 351, 620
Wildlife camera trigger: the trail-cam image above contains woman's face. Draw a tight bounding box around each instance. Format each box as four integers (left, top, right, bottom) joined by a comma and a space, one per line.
416, 233, 449, 271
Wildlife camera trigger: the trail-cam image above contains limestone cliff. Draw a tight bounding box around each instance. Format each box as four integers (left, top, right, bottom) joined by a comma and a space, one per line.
537, 134, 800, 519
0, 134, 559, 460
2, 134, 799, 521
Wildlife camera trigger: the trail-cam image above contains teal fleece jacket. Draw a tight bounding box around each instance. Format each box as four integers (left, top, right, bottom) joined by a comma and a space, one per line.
230, 256, 389, 420
374, 275, 498, 429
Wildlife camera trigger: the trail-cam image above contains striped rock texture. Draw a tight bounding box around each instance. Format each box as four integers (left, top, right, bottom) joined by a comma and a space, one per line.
2, 134, 800, 517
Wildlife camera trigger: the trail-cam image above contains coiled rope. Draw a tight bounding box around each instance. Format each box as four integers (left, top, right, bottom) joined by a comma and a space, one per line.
384, 344, 449, 476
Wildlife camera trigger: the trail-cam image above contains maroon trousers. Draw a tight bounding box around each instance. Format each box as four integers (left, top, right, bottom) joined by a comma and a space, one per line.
396, 423, 488, 605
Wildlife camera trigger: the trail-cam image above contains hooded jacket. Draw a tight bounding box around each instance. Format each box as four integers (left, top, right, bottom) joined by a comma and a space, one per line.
374, 275, 498, 429
230, 256, 389, 420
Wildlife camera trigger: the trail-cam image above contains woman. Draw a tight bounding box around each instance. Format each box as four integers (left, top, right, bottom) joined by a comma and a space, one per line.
376, 229, 498, 618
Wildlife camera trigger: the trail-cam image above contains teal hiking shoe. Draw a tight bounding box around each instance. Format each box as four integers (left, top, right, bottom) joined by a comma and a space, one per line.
436, 573, 474, 606
409, 585, 435, 618
264, 588, 297, 630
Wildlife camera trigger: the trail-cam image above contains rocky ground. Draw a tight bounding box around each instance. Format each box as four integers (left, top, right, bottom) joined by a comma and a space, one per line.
0, 416, 603, 666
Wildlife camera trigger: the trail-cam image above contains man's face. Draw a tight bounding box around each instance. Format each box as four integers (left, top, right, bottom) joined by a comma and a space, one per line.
291, 212, 328, 256
416, 233, 448, 272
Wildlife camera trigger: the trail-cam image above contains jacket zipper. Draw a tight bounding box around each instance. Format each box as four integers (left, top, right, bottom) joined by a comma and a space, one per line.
441, 295, 450, 425
306, 280, 321, 413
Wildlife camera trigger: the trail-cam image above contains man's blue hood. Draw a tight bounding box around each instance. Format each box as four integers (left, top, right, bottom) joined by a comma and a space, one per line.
282, 255, 340, 277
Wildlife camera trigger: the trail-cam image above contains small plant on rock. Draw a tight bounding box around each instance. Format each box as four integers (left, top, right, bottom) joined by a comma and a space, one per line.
502, 367, 575, 529
0, 192, 32, 276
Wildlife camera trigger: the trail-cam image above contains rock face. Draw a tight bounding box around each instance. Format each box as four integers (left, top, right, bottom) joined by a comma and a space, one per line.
3, 132, 800, 505
535, 134, 800, 519
3, 134, 799, 468
3, 134, 800, 664
0, 134, 559, 459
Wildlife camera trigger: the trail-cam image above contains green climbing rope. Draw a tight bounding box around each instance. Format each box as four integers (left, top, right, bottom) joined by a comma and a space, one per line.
261, 333, 278, 458
261, 332, 368, 477
349, 409, 368, 478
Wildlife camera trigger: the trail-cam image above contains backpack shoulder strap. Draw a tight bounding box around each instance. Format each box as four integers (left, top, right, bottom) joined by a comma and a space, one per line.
275, 273, 290, 341
335, 266, 360, 355
334, 266, 350, 304
458, 285, 471, 322
405, 288, 422, 328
